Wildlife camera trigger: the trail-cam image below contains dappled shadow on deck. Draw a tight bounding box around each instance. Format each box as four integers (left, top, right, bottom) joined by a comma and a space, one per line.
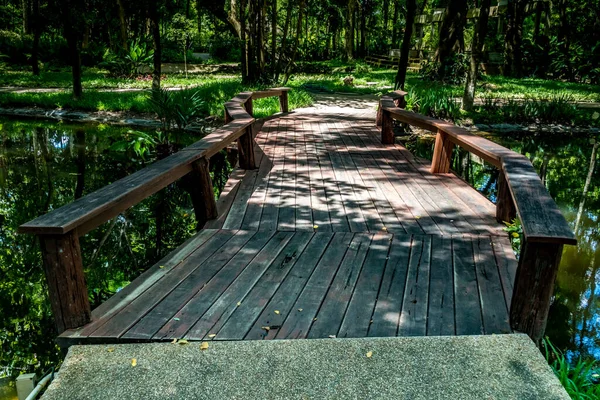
59, 110, 518, 346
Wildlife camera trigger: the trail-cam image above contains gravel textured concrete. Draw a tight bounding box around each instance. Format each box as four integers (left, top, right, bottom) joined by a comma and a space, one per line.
42, 334, 568, 400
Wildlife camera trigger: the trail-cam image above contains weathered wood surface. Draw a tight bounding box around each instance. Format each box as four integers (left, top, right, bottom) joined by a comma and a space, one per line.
58, 229, 515, 346
57, 109, 519, 346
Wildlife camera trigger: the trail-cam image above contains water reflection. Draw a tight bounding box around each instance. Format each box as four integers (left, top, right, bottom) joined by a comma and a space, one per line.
0, 118, 234, 382
404, 130, 600, 361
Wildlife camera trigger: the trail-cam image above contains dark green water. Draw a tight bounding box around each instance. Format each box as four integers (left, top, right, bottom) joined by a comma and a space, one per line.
405, 130, 600, 362
0, 119, 598, 394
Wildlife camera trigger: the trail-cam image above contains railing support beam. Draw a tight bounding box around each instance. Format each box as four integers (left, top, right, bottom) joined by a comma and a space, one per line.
496, 170, 517, 223
279, 91, 289, 113
244, 98, 253, 117
430, 129, 455, 173
187, 157, 218, 229
510, 241, 564, 345
238, 125, 256, 170
39, 230, 90, 334
381, 110, 394, 144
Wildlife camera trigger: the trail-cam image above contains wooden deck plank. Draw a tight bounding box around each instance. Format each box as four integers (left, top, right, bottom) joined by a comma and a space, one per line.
305, 118, 332, 231
307, 233, 372, 338
260, 118, 287, 230
277, 117, 297, 231
184, 231, 295, 340
85, 229, 239, 338
213, 232, 313, 340
453, 235, 484, 335
426, 235, 455, 336
338, 234, 391, 338
244, 232, 334, 340
491, 234, 518, 309
275, 232, 353, 339
398, 235, 432, 336
368, 234, 412, 337
123, 232, 270, 340
473, 236, 511, 334
294, 117, 314, 231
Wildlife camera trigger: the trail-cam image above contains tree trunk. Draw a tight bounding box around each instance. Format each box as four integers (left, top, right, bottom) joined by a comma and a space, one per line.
575, 140, 598, 233
556, 0, 571, 80
282, 0, 304, 84
22, 0, 30, 34
74, 130, 86, 199
360, 1, 366, 57
504, 0, 525, 77
383, 0, 389, 32
462, 0, 491, 111
64, 19, 82, 99
271, 0, 276, 76
391, 0, 399, 46
149, 0, 161, 91
345, 0, 355, 60
117, 0, 128, 50
394, 0, 416, 90
31, 0, 40, 75
436, 0, 468, 79
275, 0, 292, 82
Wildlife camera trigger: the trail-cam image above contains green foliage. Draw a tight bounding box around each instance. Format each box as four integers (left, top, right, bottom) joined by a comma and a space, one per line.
543, 338, 600, 399
420, 53, 469, 85
100, 42, 154, 78
110, 130, 159, 160
408, 88, 462, 121
148, 87, 205, 131
503, 218, 523, 254
0, 30, 32, 64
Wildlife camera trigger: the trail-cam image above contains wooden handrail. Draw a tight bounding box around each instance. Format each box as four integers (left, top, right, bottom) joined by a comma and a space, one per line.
18, 88, 290, 334
378, 92, 577, 344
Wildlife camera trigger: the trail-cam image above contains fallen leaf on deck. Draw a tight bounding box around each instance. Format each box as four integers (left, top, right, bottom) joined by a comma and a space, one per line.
171, 338, 178, 344
328, 335, 336, 338
382, 227, 387, 231
262, 326, 271, 331
131, 358, 137, 366
174, 317, 180, 321
298, 308, 303, 312
274, 310, 280, 315
208, 334, 217, 338
313, 225, 319, 229
200, 342, 209, 351
313, 317, 318, 321
366, 351, 373, 358
159, 265, 165, 269
107, 347, 115, 352
415, 216, 421, 219
237, 302, 241, 306
178, 339, 189, 345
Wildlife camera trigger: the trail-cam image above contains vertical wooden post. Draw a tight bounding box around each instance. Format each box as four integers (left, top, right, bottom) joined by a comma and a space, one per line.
187, 157, 218, 229
238, 125, 257, 170
496, 170, 517, 223
279, 90, 289, 113
224, 107, 232, 124
510, 241, 564, 344
430, 129, 455, 173
244, 98, 253, 117
381, 109, 394, 144
39, 230, 91, 334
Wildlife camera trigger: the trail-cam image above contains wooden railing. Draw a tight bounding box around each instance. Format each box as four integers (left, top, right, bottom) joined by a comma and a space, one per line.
18, 88, 290, 334
378, 91, 577, 344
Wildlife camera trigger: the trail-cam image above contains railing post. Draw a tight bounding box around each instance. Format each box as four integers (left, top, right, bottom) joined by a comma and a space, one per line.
381, 109, 394, 144
279, 90, 289, 113
187, 157, 218, 229
238, 125, 257, 170
430, 129, 455, 173
38, 230, 91, 334
510, 241, 564, 345
496, 170, 517, 223
244, 98, 253, 117
224, 107, 232, 124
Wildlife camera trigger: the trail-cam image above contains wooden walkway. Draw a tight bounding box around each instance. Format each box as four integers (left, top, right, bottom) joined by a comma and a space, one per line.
58, 109, 517, 346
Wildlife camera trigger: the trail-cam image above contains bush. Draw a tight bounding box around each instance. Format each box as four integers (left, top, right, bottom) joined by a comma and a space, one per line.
148, 87, 205, 131
208, 33, 240, 62
408, 88, 462, 121
0, 30, 32, 64
420, 53, 469, 85
99, 42, 154, 78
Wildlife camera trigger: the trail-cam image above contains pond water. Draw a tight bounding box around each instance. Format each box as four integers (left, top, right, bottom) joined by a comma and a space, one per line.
405, 130, 600, 361
0, 119, 598, 394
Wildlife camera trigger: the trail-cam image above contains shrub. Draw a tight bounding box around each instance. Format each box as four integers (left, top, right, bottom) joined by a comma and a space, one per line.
411, 88, 461, 121
100, 42, 154, 78
420, 53, 469, 85
148, 87, 205, 131
0, 30, 32, 64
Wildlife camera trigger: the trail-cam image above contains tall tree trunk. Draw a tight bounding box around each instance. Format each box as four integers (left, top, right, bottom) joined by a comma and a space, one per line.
394, 0, 416, 90
282, 0, 304, 84
64, 17, 82, 99
275, 0, 292, 82
149, 0, 161, 90
345, 0, 355, 60
22, 0, 30, 34
117, 0, 128, 50
463, 0, 491, 111
271, 0, 276, 76
360, 0, 366, 57
436, 0, 468, 79
504, 0, 525, 77
383, 0, 389, 32
31, 0, 39, 75
391, 0, 399, 46
556, 0, 571, 80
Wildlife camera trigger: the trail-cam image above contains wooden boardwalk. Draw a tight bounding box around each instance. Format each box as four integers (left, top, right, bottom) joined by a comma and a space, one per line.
57, 109, 517, 345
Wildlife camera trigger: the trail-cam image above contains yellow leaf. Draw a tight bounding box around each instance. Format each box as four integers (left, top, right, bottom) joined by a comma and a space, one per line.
298, 308, 303, 312
171, 338, 178, 344
131, 358, 137, 367
366, 351, 373, 358
511, 232, 519, 238
274, 310, 280, 315
159, 265, 165, 269
208, 334, 216, 338
415, 216, 421, 219
313, 317, 318, 321
382, 227, 387, 231
313, 225, 319, 229
261, 326, 271, 331
200, 342, 209, 351
178, 339, 189, 345
107, 347, 115, 352
237, 302, 241, 307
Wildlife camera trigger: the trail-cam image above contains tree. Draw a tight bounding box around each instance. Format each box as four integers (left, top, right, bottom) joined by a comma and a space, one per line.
62, 0, 85, 99
504, 0, 526, 77
148, 0, 162, 91
435, 0, 468, 79
394, 0, 416, 90
463, 0, 492, 110
345, 0, 355, 60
